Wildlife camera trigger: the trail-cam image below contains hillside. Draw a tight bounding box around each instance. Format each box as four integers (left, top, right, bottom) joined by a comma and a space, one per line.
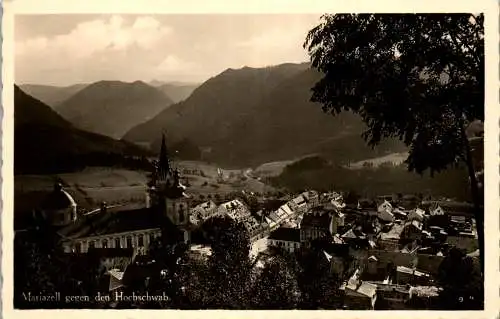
123, 63, 310, 149
19, 83, 88, 108
56, 80, 174, 139
156, 82, 199, 103
269, 155, 471, 201
124, 63, 405, 168
14, 85, 152, 174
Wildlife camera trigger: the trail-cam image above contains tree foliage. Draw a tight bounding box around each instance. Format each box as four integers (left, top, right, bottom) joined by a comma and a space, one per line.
297, 247, 342, 309
249, 253, 301, 309
437, 248, 483, 309
198, 216, 253, 308
304, 13, 485, 272
304, 14, 483, 175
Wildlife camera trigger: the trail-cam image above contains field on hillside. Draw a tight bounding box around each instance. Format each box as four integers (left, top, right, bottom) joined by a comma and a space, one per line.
347, 152, 409, 169
177, 161, 276, 196
251, 155, 317, 178
15, 162, 277, 217
15, 168, 149, 213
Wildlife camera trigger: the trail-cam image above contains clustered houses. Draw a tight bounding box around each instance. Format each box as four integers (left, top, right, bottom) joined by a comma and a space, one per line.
28, 133, 479, 310
266, 190, 479, 310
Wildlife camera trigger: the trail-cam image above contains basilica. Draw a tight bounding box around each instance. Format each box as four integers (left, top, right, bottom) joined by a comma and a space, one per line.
39, 134, 194, 255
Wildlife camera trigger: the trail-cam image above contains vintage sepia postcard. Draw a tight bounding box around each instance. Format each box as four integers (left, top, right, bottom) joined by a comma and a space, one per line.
2, 0, 499, 318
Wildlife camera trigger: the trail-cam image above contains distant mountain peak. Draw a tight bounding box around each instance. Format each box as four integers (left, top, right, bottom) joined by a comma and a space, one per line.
56, 80, 174, 139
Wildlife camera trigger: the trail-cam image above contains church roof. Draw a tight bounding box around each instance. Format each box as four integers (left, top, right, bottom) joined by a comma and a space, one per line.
41, 185, 77, 210
59, 205, 165, 239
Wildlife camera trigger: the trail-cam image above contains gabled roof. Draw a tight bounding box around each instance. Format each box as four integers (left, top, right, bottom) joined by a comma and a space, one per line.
404, 219, 423, 230
108, 268, 125, 281
342, 229, 358, 239
59, 205, 181, 240
280, 204, 294, 216
323, 250, 333, 262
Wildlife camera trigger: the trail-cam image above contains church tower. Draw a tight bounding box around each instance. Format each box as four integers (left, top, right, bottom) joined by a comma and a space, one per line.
147, 133, 192, 243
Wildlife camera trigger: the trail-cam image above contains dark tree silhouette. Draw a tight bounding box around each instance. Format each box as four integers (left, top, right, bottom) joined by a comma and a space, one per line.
297, 247, 342, 309
304, 13, 484, 271
250, 254, 301, 309
437, 248, 483, 309
200, 216, 253, 308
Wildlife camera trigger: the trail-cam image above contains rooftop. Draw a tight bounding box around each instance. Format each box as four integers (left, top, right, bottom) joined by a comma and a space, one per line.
409, 286, 441, 298
41, 186, 77, 210
379, 223, 404, 240
59, 204, 178, 239
268, 227, 300, 242
301, 212, 332, 229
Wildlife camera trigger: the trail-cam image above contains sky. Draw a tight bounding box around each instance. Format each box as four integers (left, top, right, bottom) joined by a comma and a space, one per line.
15, 14, 322, 86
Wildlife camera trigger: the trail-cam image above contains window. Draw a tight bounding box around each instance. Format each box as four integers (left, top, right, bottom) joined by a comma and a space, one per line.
102, 239, 108, 248
115, 238, 121, 248
89, 241, 95, 249
74, 242, 81, 253
127, 236, 133, 248
138, 234, 144, 247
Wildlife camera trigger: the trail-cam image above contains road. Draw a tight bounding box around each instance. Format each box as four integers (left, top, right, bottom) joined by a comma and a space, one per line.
250, 237, 269, 258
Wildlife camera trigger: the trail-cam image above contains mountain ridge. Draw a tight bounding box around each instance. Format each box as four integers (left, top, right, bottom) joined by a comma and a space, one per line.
124, 63, 406, 168
56, 80, 174, 139
14, 85, 152, 174
19, 83, 88, 108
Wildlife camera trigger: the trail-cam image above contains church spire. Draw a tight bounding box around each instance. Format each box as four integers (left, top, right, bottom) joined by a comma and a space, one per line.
158, 132, 171, 179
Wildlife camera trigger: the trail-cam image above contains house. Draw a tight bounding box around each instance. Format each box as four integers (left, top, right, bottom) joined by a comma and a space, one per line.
217, 199, 252, 223
242, 216, 267, 241
361, 255, 392, 282
374, 284, 411, 310
302, 190, 320, 207
300, 209, 336, 244
358, 250, 445, 277
190, 200, 218, 225
377, 200, 395, 223
378, 200, 393, 213
395, 266, 432, 286
401, 220, 423, 243
107, 268, 126, 292
392, 207, 408, 219
265, 216, 278, 230
430, 205, 445, 216
407, 208, 425, 223
340, 269, 377, 309
268, 227, 301, 253
288, 194, 309, 215
377, 224, 404, 251
407, 286, 441, 309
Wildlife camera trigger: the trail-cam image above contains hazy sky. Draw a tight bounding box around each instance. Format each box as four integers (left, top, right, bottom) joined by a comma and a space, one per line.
15, 14, 322, 86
